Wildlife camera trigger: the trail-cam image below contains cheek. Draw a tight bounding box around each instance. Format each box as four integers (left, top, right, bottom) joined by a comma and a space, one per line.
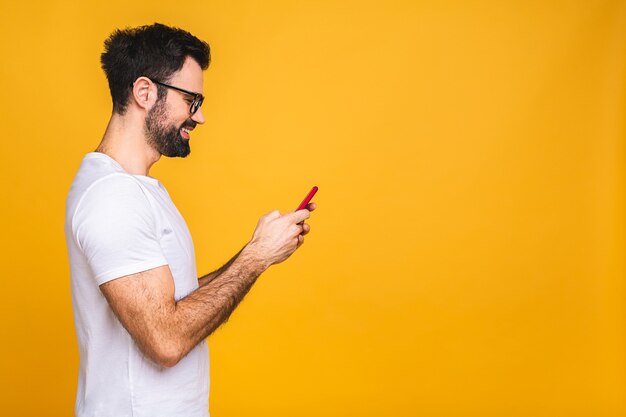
174, 112, 191, 126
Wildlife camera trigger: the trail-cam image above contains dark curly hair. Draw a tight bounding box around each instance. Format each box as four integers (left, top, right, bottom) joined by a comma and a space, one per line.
101, 23, 211, 114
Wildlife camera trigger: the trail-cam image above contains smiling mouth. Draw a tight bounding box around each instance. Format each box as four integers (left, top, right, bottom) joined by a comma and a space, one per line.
180, 127, 193, 139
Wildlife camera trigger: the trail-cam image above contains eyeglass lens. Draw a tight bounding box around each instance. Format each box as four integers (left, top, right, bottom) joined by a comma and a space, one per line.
191, 96, 204, 115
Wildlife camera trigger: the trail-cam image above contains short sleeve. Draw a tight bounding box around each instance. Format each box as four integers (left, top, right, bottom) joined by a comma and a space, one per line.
72, 174, 168, 285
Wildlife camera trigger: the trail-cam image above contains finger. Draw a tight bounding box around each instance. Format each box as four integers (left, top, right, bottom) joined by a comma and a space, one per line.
288, 223, 302, 236
301, 223, 311, 235
307, 202, 317, 212
297, 234, 304, 247
287, 209, 310, 224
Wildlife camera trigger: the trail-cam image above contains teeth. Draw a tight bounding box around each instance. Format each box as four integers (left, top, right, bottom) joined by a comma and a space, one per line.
182, 128, 190, 133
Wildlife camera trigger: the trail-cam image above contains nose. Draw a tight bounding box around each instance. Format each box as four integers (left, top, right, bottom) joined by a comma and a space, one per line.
191, 107, 205, 125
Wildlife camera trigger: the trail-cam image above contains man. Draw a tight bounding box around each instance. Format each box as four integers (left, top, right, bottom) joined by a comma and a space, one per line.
64, 23, 315, 417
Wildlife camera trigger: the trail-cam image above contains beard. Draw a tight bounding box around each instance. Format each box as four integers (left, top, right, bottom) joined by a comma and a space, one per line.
145, 98, 192, 158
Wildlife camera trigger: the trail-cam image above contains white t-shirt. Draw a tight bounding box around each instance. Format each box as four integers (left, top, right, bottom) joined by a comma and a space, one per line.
64, 152, 209, 417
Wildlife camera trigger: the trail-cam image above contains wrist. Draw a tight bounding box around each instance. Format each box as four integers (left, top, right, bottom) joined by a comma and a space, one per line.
242, 241, 271, 274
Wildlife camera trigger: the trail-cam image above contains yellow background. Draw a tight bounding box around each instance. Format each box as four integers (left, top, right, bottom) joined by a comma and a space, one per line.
0, 1, 625, 416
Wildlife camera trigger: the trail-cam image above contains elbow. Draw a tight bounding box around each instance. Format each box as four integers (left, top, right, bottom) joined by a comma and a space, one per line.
158, 353, 180, 369
151, 342, 183, 368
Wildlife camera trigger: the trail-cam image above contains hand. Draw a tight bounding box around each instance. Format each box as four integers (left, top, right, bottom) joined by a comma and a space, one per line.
247, 202, 316, 267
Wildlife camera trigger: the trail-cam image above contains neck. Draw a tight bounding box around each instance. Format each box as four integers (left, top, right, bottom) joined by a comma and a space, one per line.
95, 111, 160, 176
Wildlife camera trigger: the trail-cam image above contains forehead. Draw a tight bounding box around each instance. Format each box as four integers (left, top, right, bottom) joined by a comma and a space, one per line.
169, 56, 204, 92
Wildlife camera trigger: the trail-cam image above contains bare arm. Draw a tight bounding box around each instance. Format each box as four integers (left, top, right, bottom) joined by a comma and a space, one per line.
197, 247, 245, 287
101, 245, 266, 367
99, 205, 315, 368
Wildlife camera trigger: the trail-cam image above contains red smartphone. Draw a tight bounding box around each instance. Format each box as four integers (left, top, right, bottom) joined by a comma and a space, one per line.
296, 186, 318, 211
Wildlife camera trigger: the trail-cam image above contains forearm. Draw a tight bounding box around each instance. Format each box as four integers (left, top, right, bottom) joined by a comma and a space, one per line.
170, 244, 268, 361
132, 207, 312, 367
198, 247, 245, 287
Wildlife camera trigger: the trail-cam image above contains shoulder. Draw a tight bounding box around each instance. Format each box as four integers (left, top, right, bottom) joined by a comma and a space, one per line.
76, 173, 152, 213
86, 172, 149, 198
70, 173, 157, 237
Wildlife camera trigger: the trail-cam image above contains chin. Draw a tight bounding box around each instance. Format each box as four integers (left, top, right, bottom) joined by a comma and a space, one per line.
164, 149, 190, 158
161, 137, 191, 158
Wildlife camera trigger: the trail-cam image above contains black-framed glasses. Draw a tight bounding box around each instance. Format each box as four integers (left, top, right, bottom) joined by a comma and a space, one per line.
151, 79, 204, 115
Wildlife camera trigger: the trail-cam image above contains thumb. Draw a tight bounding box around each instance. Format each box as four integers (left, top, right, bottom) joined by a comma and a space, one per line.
286, 209, 310, 224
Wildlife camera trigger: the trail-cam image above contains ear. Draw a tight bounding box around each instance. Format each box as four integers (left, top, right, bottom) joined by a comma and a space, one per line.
131, 76, 158, 111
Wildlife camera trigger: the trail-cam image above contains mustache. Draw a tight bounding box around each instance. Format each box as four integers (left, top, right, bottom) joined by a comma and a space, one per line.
181, 120, 197, 129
